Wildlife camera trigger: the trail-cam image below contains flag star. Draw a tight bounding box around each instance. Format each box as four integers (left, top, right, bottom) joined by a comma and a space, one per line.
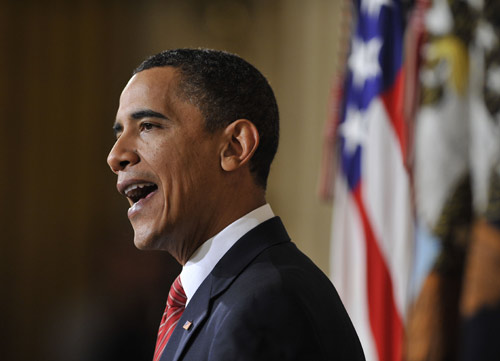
339, 108, 368, 155
361, 0, 392, 18
348, 37, 382, 88
487, 65, 500, 95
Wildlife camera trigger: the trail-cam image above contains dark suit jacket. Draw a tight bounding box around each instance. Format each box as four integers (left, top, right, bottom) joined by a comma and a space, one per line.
160, 217, 365, 361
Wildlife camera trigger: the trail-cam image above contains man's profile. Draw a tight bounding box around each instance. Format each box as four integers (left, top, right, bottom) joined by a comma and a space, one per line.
107, 48, 365, 361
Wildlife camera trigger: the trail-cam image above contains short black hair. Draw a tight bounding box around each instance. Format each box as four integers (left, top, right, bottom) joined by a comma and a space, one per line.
134, 48, 279, 189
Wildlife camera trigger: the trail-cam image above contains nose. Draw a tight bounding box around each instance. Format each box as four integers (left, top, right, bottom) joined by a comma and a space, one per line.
107, 135, 140, 174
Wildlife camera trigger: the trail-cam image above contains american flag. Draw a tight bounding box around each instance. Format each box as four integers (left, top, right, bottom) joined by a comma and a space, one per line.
330, 1, 414, 361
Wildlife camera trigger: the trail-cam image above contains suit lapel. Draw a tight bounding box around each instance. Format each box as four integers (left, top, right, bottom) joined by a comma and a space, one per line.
160, 217, 290, 361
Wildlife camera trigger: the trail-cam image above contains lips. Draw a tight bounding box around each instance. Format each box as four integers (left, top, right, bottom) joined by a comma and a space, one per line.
123, 182, 158, 203
117, 179, 159, 217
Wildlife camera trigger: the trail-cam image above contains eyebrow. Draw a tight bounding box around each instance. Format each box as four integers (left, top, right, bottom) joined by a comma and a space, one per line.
112, 109, 168, 137
131, 109, 168, 120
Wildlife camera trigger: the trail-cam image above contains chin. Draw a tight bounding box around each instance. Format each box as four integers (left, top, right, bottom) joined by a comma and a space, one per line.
133, 239, 150, 250
133, 227, 172, 252
132, 230, 157, 250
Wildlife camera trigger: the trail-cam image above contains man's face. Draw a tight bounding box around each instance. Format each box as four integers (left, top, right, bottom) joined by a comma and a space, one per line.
107, 67, 224, 260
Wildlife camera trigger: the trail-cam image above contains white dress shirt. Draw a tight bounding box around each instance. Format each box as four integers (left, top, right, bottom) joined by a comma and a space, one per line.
180, 204, 274, 305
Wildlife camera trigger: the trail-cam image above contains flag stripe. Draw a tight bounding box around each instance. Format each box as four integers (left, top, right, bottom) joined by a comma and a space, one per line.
361, 97, 413, 319
331, 175, 378, 361
353, 184, 404, 361
381, 69, 408, 165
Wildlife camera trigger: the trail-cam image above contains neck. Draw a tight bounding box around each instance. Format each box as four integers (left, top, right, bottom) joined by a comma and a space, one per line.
173, 189, 266, 265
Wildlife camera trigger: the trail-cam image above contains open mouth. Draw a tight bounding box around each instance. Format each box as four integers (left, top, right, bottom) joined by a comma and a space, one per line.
124, 182, 158, 204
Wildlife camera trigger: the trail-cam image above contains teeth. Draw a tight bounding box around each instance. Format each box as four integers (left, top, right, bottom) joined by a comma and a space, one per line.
124, 182, 156, 197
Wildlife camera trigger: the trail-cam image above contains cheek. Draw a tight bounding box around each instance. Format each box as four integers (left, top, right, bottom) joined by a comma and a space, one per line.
153, 135, 220, 197
154, 144, 195, 190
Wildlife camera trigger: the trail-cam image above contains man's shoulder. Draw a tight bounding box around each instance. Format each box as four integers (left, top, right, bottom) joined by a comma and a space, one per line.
215, 216, 336, 304
235, 239, 333, 292
221, 239, 339, 314
204, 240, 365, 361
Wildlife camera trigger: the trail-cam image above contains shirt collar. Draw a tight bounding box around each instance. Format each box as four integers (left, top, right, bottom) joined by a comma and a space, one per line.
180, 204, 274, 304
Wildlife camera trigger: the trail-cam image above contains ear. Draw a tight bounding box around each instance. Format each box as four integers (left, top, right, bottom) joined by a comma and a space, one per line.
220, 119, 259, 172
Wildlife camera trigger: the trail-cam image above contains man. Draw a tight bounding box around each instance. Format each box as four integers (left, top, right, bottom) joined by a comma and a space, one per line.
107, 48, 365, 361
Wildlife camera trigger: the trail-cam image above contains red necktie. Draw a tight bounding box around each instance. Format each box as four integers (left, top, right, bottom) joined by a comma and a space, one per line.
153, 275, 187, 361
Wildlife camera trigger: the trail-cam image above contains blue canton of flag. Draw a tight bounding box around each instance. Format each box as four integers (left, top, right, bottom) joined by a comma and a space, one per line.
339, 0, 404, 190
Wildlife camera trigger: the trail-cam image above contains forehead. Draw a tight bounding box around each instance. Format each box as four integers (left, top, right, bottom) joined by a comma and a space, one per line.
117, 67, 181, 116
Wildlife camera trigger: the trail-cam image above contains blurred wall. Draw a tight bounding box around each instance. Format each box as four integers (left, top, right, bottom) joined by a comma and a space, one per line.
0, 0, 341, 360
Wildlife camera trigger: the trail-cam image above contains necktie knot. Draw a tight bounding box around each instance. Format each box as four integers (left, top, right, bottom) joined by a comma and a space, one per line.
167, 276, 187, 309
153, 275, 187, 361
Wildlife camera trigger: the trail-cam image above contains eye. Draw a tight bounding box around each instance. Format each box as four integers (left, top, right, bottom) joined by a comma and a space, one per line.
141, 122, 155, 131
113, 123, 123, 139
